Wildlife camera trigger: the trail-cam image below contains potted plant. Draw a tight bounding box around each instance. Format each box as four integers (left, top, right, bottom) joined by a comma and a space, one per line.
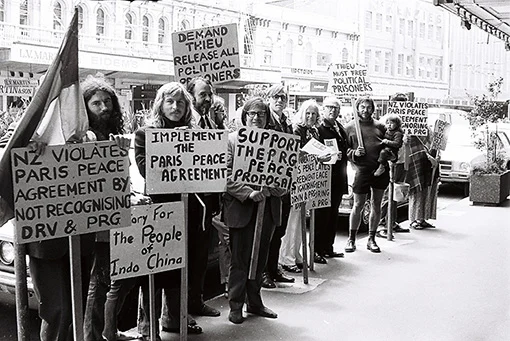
465, 77, 510, 205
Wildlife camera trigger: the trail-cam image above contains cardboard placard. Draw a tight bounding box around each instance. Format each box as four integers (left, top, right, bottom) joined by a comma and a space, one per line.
290, 154, 331, 209
11, 141, 131, 243
328, 63, 372, 97
145, 128, 228, 194
172, 23, 240, 85
387, 101, 429, 136
231, 127, 300, 191
110, 202, 186, 280
431, 119, 451, 151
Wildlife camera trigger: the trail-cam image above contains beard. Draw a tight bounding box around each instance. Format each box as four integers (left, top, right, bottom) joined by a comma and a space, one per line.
89, 112, 118, 140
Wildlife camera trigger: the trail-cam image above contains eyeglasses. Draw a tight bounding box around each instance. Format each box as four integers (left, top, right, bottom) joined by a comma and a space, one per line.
272, 94, 287, 101
325, 105, 340, 111
246, 111, 266, 118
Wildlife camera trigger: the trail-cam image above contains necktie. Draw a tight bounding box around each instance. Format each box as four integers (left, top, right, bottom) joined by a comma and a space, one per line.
200, 115, 212, 129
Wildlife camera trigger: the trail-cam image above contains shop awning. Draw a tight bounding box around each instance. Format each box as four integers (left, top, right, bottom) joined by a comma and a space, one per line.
434, 0, 510, 47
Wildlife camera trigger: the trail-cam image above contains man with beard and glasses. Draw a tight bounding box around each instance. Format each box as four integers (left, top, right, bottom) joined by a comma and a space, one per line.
81, 74, 132, 341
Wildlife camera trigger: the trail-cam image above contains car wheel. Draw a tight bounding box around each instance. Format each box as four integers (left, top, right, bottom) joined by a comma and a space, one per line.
463, 183, 470, 197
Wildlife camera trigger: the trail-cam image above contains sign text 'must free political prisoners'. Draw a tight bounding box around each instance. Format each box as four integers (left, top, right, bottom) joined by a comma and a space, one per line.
11, 141, 131, 244
232, 127, 300, 191
145, 128, 228, 194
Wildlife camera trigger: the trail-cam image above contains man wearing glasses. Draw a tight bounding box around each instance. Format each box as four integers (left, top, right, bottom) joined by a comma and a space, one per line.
315, 96, 349, 263
261, 84, 295, 288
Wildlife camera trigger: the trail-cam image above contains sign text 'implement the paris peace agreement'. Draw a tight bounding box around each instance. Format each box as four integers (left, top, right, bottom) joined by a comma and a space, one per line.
11, 141, 131, 244
110, 202, 185, 281
172, 23, 240, 85
145, 128, 228, 194
232, 127, 300, 191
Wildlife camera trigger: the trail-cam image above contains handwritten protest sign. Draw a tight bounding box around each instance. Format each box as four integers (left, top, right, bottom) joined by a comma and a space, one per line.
431, 119, 451, 151
172, 23, 240, 85
387, 101, 429, 136
290, 154, 331, 209
145, 128, 228, 194
11, 141, 131, 244
328, 63, 372, 97
232, 127, 300, 191
110, 202, 185, 280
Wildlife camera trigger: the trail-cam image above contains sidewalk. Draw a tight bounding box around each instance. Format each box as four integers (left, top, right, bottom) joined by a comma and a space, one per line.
155, 197, 510, 341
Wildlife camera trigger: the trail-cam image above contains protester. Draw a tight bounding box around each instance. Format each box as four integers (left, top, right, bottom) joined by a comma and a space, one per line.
184, 76, 222, 317
262, 84, 295, 288
405, 128, 439, 230
377, 93, 410, 238
315, 96, 349, 262
210, 95, 227, 129
345, 97, 388, 253
78, 75, 132, 341
131, 82, 203, 340
208, 94, 232, 297
279, 99, 320, 272
224, 97, 286, 324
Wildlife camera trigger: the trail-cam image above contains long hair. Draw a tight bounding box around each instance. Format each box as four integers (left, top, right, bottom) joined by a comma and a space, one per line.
240, 97, 270, 127
146, 82, 194, 128
81, 74, 124, 134
295, 99, 319, 126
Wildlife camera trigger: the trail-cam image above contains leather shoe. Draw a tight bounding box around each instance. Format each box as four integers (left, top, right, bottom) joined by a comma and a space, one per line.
246, 306, 278, 318
162, 323, 203, 334
273, 270, 295, 283
282, 264, 302, 273
345, 239, 356, 253
367, 238, 381, 253
314, 252, 327, 264
228, 310, 245, 324
261, 272, 276, 288
189, 303, 220, 316
323, 251, 344, 258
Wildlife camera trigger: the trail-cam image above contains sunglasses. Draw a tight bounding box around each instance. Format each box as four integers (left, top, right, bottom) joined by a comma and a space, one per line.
272, 94, 287, 101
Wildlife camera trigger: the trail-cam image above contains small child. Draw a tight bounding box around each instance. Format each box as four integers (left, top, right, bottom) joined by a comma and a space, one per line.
374, 114, 404, 176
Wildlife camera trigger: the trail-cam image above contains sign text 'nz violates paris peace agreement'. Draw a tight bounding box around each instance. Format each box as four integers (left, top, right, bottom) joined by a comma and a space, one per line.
172, 23, 240, 85
145, 128, 228, 194
232, 127, 300, 191
11, 141, 131, 244
387, 100, 429, 136
110, 202, 185, 281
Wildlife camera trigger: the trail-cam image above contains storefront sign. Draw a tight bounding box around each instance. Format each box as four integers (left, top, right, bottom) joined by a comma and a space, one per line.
0, 78, 37, 96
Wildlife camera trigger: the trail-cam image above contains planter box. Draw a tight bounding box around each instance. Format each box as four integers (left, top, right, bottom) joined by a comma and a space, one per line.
469, 170, 510, 205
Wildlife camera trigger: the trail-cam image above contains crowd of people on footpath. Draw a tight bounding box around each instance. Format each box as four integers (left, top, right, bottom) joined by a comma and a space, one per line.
0, 74, 442, 341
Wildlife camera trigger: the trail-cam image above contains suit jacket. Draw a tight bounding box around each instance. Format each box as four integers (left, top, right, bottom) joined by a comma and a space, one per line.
317, 119, 349, 194
223, 131, 282, 228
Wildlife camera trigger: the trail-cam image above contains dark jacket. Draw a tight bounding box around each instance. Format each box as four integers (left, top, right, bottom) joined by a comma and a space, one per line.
317, 119, 349, 194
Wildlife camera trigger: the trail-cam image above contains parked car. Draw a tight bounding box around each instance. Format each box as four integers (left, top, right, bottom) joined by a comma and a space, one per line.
436, 112, 510, 195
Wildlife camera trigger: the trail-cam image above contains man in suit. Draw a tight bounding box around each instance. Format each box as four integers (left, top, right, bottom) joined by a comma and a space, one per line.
261, 84, 295, 288
224, 97, 286, 324
186, 77, 221, 317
